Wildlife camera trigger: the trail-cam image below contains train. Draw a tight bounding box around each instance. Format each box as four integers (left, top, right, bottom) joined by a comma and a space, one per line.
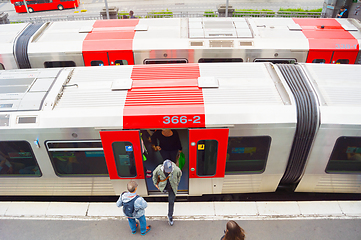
0, 62, 360, 197
1, 17, 361, 70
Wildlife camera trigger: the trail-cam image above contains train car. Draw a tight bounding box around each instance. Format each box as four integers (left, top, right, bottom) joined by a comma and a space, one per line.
0, 63, 361, 196
0, 62, 360, 196
1, 17, 361, 70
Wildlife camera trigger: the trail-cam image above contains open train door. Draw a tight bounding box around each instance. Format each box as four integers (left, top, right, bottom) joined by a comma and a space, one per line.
100, 130, 146, 195
188, 128, 229, 196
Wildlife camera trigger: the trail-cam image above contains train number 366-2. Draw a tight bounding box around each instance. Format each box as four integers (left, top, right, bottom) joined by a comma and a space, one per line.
163, 116, 201, 125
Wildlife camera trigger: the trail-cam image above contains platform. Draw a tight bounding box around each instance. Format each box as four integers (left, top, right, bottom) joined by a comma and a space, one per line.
1, 201, 361, 240
1, 200, 361, 220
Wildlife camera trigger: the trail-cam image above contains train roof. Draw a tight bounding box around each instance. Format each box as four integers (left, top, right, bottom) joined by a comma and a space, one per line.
1, 63, 360, 130
0, 63, 297, 129
0, 68, 60, 111
28, 21, 96, 54
24, 18, 361, 55
0, 23, 28, 54
303, 63, 361, 125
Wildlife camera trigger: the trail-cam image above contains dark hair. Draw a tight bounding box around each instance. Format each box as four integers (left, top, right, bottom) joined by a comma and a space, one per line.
129, 10, 134, 15
224, 221, 245, 240
340, 6, 346, 10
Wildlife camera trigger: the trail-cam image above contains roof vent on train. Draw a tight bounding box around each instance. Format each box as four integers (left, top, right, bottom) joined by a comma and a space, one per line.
189, 18, 253, 39
79, 26, 93, 33
0, 69, 61, 112
198, 77, 219, 88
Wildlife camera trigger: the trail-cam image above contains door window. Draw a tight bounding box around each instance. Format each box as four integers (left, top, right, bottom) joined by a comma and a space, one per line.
91, 60, 104, 66
196, 140, 218, 176
114, 60, 128, 65
312, 59, 326, 64
112, 142, 137, 178
335, 59, 349, 64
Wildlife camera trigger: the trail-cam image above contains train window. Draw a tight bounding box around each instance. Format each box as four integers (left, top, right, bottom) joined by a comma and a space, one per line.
114, 60, 128, 65
0, 141, 41, 176
254, 59, 297, 64
46, 140, 108, 176
0, 63, 4, 70
143, 59, 188, 64
44, 61, 76, 68
198, 58, 243, 63
197, 140, 218, 176
112, 142, 136, 178
336, 59, 349, 64
312, 59, 326, 64
325, 137, 361, 174
91, 61, 104, 66
225, 136, 271, 174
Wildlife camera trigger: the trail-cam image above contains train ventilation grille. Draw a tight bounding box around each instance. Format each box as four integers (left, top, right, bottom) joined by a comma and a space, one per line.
17, 116, 37, 124
189, 18, 253, 39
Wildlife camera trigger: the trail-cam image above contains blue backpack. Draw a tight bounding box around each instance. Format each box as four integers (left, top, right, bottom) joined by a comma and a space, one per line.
122, 192, 140, 217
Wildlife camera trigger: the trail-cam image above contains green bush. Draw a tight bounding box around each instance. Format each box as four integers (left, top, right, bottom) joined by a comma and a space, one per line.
204, 10, 215, 17
146, 9, 173, 18
278, 8, 322, 18
233, 9, 275, 17
118, 11, 128, 19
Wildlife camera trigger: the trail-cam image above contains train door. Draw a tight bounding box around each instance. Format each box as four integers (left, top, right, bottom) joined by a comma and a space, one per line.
306, 50, 333, 63
330, 51, 357, 64
83, 51, 133, 66
307, 50, 358, 64
100, 130, 147, 195
188, 128, 229, 196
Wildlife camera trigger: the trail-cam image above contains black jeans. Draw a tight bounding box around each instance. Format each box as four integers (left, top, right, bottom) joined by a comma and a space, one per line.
160, 149, 178, 163
168, 188, 176, 218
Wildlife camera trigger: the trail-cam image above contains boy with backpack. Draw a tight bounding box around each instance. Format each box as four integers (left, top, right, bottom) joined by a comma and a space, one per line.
116, 181, 151, 235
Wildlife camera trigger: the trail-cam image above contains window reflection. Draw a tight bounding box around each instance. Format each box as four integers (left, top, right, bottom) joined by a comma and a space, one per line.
0, 141, 41, 176
197, 140, 218, 176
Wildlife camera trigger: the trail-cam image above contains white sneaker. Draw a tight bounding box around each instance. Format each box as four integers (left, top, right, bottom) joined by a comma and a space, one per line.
168, 216, 174, 226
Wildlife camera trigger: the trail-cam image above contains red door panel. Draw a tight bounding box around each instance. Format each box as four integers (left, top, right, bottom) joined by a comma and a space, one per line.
100, 130, 144, 180
108, 51, 134, 65
189, 128, 229, 179
331, 51, 358, 64
306, 50, 333, 63
83, 52, 109, 66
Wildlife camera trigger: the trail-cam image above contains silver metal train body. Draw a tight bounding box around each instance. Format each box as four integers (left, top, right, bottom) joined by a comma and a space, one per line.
1, 17, 361, 71
0, 62, 360, 196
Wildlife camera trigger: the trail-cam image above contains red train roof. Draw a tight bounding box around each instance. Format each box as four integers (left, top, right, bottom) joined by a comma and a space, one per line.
293, 18, 359, 51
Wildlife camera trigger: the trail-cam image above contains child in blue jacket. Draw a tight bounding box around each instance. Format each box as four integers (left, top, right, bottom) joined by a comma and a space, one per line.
116, 181, 151, 235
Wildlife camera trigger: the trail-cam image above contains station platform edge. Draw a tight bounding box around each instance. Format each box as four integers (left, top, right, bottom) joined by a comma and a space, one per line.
1, 200, 361, 220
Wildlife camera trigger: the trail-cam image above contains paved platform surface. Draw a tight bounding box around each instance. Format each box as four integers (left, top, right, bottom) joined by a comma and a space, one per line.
1, 200, 361, 240
1, 200, 361, 220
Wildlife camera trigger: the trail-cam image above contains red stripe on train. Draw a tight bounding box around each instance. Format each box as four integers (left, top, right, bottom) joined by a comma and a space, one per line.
123, 64, 205, 129
293, 18, 359, 63
82, 19, 139, 66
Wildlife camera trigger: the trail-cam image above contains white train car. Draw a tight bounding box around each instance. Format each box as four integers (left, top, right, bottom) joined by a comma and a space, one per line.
0, 62, 360, 196
1, 17, 361, 70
